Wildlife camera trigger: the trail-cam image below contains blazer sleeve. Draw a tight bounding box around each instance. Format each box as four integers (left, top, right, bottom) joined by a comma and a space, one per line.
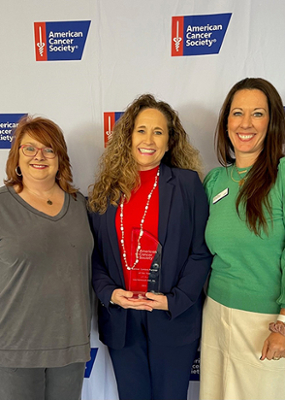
166, 172, 212, 320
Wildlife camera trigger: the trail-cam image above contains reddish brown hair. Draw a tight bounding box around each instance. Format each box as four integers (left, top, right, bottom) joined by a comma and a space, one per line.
215, 78, 285, 235
5, 115, 77, 197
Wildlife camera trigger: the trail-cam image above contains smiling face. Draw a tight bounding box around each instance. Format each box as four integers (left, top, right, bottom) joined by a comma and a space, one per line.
131, 108, 169, 171
18, 133, 59, 185
227, 89, 270, 166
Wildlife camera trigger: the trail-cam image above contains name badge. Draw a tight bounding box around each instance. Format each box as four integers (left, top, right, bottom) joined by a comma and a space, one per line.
213, 188, 229, 204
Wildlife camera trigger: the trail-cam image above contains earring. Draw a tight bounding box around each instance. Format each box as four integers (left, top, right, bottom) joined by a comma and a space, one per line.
56, 171, 61, 180
15, 166, 22, 177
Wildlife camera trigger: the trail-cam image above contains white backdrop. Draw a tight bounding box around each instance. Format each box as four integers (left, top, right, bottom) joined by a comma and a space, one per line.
1, 1, 285, 399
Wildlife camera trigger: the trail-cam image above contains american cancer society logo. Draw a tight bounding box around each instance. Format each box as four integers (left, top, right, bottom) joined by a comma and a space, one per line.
34, 20, 91, 61
104, 112, 124, 147
0, 114, 27, 149
172, 13, 231, 57
84, 348, 98, 378
190, 350, 200, 381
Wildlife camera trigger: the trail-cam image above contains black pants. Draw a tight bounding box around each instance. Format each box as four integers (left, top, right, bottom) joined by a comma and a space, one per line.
109, 309, 199, 400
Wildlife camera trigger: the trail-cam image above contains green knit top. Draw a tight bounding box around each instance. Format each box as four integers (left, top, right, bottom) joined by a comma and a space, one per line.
204, 158, 285, 314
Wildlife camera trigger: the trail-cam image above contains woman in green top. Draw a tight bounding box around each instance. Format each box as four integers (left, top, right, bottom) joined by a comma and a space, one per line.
200, 78, 285, 400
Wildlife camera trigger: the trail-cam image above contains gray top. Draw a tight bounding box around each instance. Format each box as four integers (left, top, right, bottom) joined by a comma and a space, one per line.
0, 185, 93, 368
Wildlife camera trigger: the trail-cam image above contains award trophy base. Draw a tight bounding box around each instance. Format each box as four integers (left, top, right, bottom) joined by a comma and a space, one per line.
128, 229, 162, 299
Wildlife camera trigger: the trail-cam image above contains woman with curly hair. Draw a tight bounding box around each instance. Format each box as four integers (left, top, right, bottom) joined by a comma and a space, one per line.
89, 94, 212, 400
0, 115, 93, 400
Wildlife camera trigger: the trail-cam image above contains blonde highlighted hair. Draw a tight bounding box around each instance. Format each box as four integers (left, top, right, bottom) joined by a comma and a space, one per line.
88, 94, 202, 214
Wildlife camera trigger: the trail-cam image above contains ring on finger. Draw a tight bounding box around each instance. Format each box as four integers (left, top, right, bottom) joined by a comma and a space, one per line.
273, 356, 280, 360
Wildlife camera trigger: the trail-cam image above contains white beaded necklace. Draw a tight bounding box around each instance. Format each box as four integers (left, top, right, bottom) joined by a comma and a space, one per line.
120, 168, 160, 271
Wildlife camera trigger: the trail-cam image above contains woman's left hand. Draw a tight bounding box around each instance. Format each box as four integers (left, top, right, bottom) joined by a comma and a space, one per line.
260, 332, 285, 360
145, 292, 169, 310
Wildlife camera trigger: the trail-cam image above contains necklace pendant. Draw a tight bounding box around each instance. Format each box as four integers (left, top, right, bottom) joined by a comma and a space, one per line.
238, 169, 248, 175
47, 199, 53, 205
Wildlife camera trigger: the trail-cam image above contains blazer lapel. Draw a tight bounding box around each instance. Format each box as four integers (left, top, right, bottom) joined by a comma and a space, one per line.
106, 204, 126, 286
158, 163, 174, 247
105, 164, 174, 286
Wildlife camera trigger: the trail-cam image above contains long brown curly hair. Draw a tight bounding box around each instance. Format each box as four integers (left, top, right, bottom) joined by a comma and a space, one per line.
216, 77, 285, 235
88, 94, 202, 213
5, 115, 77, 198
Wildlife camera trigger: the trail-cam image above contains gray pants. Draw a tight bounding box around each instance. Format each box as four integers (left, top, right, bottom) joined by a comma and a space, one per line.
0, 362, 85, 400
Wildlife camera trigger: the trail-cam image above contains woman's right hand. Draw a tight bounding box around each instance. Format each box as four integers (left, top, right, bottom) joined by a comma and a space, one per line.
111, 289, 154, 311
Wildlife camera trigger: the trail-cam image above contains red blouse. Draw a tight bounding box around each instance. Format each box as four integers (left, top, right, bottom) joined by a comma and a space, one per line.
115, 166, 159, 290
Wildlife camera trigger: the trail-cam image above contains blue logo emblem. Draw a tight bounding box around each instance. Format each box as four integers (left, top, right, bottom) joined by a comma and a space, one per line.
190, 350, 200, 381
34, 21, 91, 61
172, 13, 232, 57
0, 114, 27, 149
104, 111, 124, 147
84, 348, 98, 378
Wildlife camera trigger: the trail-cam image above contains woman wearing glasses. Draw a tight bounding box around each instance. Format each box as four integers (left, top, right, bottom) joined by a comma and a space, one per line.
0, 115, 93, 400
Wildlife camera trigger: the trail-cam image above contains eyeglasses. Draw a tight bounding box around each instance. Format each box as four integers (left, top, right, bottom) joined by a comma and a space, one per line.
19, 145, 56, 159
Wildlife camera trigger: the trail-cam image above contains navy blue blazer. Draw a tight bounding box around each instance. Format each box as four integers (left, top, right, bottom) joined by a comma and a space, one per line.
90, 163, 212, 349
